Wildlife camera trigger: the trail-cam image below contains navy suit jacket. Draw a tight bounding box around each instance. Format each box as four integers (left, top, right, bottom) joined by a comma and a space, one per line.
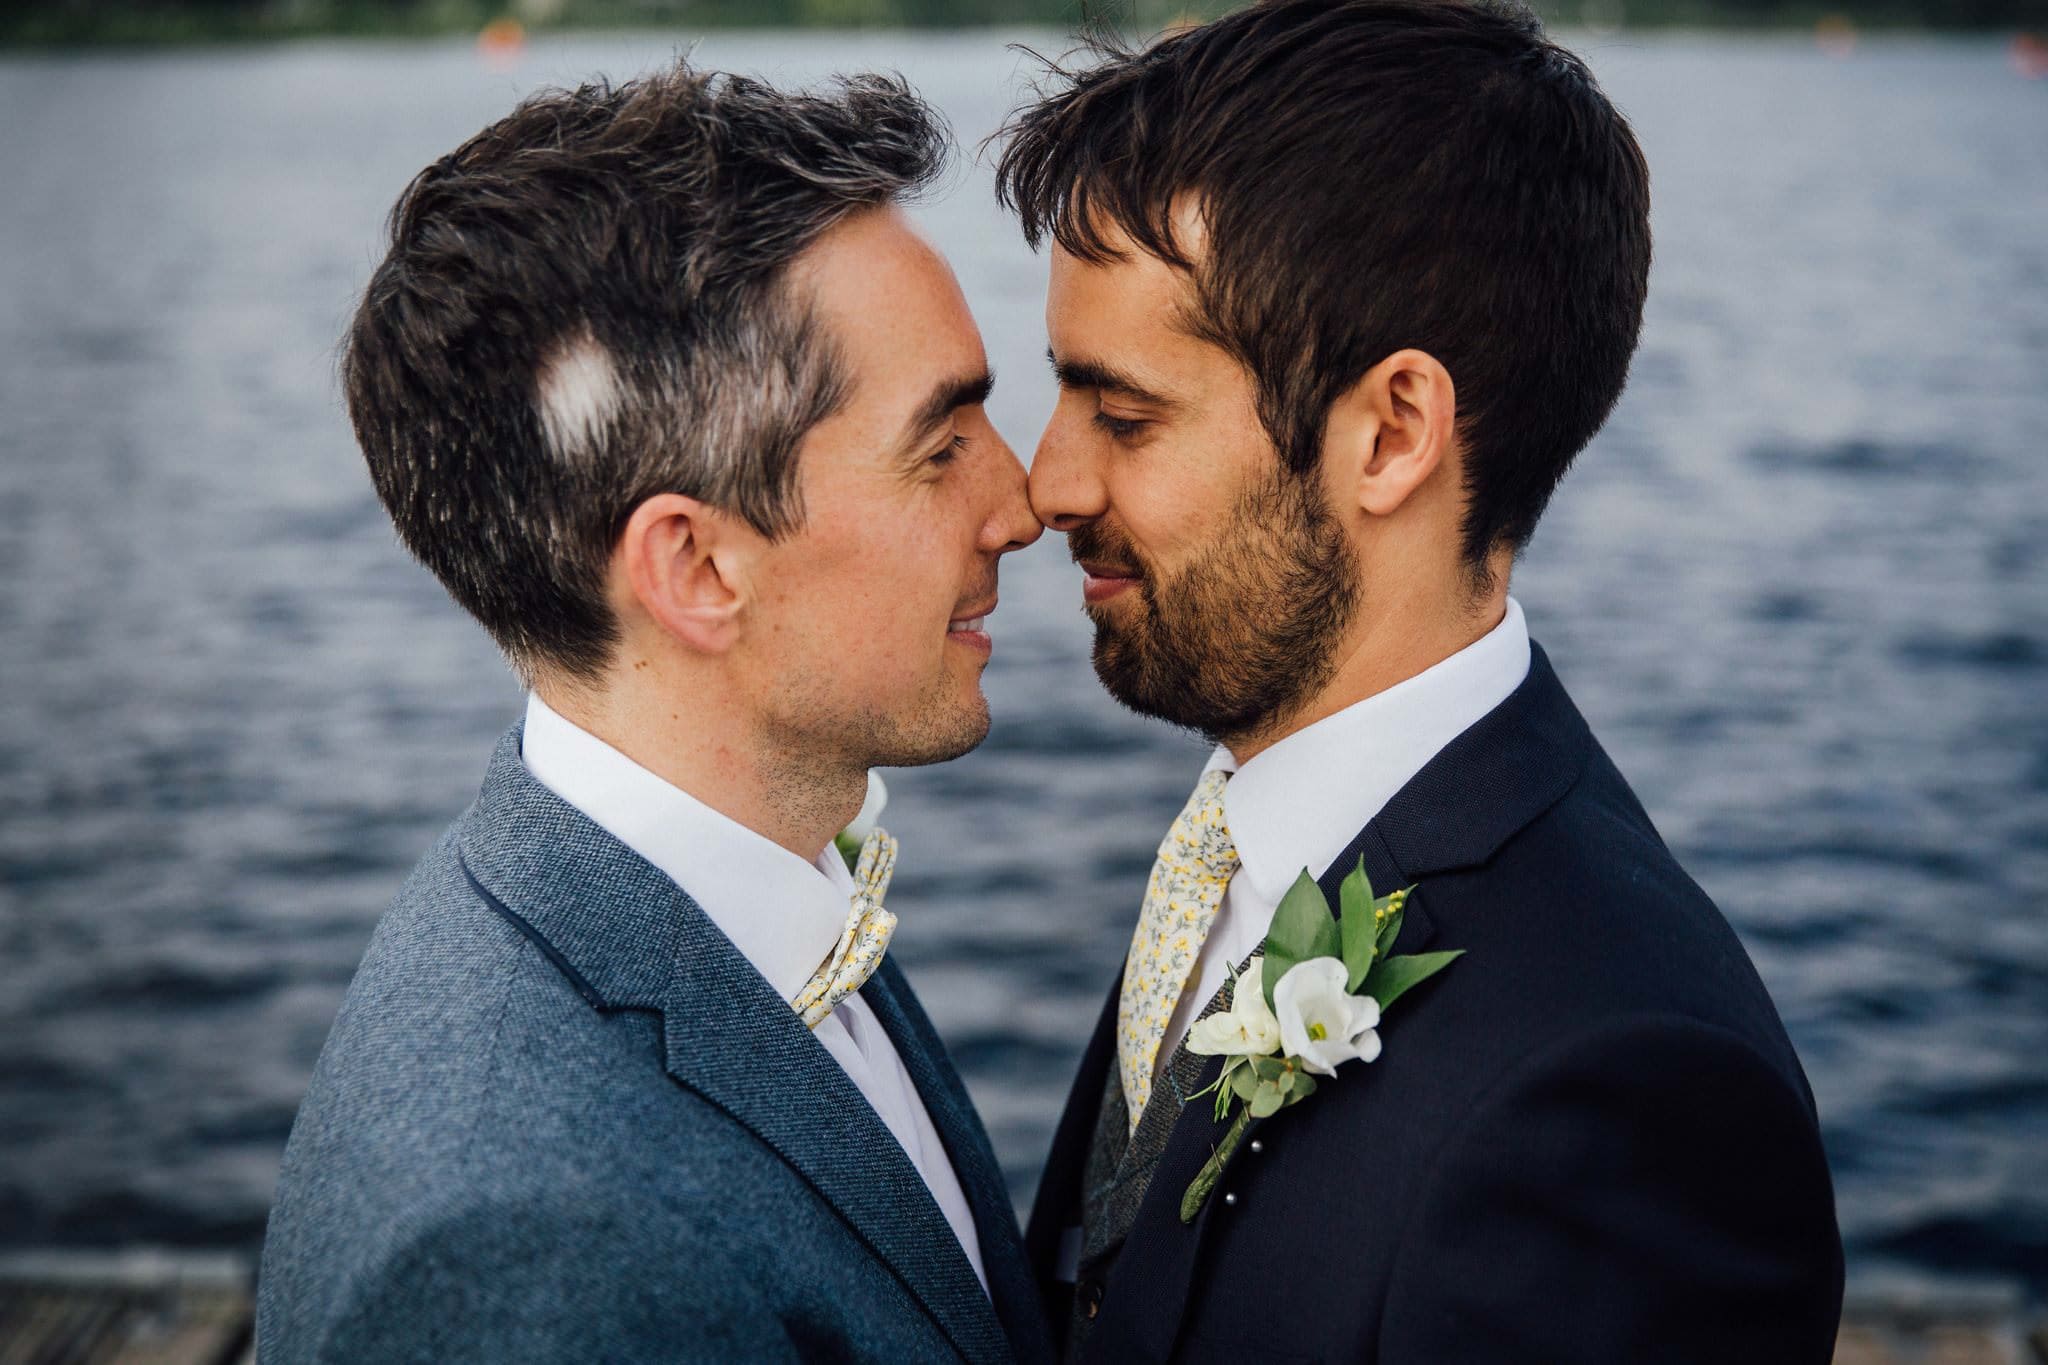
1026, 644, 1844, 1363
259, 726, 1055, 1364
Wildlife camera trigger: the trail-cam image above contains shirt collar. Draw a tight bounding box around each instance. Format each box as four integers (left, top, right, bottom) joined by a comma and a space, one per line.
1206, 596, 1533, 907
519, 693, 852, 1004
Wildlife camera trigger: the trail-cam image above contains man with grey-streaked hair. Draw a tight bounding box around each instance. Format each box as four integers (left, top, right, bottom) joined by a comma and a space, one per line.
257, 62, 1054, 1364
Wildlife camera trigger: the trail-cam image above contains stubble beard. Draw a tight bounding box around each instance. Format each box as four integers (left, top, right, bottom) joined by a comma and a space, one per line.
1078, 465, 1360, 745
763, 660, 992, 802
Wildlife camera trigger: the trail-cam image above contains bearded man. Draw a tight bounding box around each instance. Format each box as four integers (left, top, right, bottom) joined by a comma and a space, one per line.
999, 2, 1844, 1360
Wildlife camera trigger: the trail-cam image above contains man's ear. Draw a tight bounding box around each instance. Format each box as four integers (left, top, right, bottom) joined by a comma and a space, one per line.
616, 493, 755, 655
1323, 348, 1457, 519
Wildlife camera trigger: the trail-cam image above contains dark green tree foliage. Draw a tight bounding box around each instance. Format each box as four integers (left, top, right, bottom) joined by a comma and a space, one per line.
3, 0, 2043, 49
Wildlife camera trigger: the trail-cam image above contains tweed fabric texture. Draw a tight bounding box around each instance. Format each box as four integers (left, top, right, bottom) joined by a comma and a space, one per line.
792, 827, 897, 1029
1067, 948, 1258, 1355
257, 725, 1053, 1365
1117, 768, 1238, 1133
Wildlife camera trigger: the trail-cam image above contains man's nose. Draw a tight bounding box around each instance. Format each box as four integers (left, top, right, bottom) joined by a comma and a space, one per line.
981, 426, 1043, 555
1027, 403, 1107, 533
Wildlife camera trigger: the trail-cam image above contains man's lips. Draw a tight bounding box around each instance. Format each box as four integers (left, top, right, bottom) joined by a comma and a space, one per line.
947, 598, 997, 652
1076, 560, 1140, 605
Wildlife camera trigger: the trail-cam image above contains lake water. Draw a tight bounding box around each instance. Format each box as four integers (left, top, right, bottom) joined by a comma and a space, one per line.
1, 27, 2044, 1303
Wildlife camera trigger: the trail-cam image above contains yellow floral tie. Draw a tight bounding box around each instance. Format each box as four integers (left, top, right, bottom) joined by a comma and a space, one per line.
1117, 768, 1239, 1132
791, 828, 898, 1030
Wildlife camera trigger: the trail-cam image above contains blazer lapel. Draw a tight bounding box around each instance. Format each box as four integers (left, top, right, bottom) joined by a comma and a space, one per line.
653, 922, 1008, 1365
1076, 836, 1430, 1363
456, 727, 1008, 1365
1078, 643, 1591, 1362
861, 959, 1059, 1365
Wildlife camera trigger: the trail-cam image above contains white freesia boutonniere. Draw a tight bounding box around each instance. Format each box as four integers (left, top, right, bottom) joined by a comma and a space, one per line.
1185, 965, 1282, 1058
1180, 859, 1463, 1222
833, 771, 889, 870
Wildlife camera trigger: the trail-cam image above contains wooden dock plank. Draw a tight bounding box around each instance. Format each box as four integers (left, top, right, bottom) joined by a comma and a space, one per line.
1, 1249, 2039, 1365
0, 1255, 250, 1365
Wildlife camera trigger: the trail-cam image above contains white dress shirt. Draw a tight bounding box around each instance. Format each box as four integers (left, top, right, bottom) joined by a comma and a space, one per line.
519, 693, 989, 1293
1158, 597, 1534, 1063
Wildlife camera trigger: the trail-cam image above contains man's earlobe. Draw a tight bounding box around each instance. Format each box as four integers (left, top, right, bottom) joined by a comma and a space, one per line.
1333, 349, 1457, 519
618, 493, 750, 654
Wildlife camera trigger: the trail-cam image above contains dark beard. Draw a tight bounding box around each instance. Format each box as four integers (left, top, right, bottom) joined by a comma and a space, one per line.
1072, 465, 1359, 742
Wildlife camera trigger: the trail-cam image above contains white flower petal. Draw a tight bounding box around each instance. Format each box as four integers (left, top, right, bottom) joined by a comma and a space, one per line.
1275, 957, 1381, 1076
1187, 1014, 1252, 1056
843, 770, 888, 843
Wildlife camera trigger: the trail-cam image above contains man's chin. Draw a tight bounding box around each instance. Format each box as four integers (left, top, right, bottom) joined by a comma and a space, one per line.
1089, 627, 1167, 720
870, 689, 991, 768
1089, 623, 1235, 737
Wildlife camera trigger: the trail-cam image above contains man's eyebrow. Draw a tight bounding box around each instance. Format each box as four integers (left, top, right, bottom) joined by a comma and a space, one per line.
898, 370, 996, 453
1046, 349, 1176, 410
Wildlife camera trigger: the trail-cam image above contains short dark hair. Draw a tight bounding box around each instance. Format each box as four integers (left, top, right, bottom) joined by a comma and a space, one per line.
996, 0, 1652, 572
345, 63, 947, 681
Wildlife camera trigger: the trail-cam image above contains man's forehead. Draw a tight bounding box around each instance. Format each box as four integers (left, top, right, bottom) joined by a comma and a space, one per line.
797, 205, 972, 333
1047, 236, 1220, 393
795, 208, 986, 391
1051, 229, 1192, 299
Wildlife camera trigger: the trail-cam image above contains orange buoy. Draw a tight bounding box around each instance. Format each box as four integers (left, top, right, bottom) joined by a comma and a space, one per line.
1815, 14, 1857, 59
2013, 32, 2048, 80
477, 17, 526, 67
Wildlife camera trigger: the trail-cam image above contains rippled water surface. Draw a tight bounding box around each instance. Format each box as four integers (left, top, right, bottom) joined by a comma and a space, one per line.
2, 29, 2044, 1297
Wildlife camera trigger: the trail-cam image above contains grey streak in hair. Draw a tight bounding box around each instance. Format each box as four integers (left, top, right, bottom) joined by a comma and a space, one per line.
343, 62, 948, 682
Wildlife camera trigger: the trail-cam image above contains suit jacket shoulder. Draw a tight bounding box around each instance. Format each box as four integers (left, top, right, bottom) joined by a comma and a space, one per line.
1046, 645, 1843, 1364
258, 823, 930, 1363
260, 729, 1039, 1365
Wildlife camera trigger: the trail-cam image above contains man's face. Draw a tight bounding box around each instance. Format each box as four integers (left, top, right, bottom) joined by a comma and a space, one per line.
740, 207, 1040, 771
1028, 230, 1358, 743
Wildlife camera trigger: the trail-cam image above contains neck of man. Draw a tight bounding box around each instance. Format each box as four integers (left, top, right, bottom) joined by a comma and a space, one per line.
1220, 554, 1514, 766
532, 647, 867, 864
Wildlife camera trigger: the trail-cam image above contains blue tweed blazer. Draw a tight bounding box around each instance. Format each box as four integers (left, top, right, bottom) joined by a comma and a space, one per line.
257, 725, 1053, 1364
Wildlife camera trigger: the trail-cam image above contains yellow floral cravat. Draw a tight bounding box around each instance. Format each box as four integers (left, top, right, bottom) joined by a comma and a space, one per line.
791, 828, 898, 1030
1117, 768, 1239, 1132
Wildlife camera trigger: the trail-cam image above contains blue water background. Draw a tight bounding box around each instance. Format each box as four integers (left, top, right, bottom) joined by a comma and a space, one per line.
1, 29, 2044, 1299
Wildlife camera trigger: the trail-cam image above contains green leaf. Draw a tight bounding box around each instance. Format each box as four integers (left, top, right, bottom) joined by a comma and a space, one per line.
1262, 869, 1341, 1006
1289, 1073, 1318, 1103
1180, 1107, 1254, 1223
1213, 1057, 1252, 1120
1339, 857, 1378, 992
1361, 949, 1465, 1013
1191, 1055, 1240, 1107
1229, 1062, 1261, 1101
1249, 1081, 1286, 1119
1249, 1054, 1287, 1082
833, 831, 863, 873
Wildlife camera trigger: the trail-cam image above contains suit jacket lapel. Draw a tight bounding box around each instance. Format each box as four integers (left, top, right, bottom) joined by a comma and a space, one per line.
652, 921, 1008, 1365
456, 727, 1007, 1365
1077, 644, 1590, 1361
1075, 835, 1430, 1363
1023, 980, 1120, 1308
861, 959, 1058, 1365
